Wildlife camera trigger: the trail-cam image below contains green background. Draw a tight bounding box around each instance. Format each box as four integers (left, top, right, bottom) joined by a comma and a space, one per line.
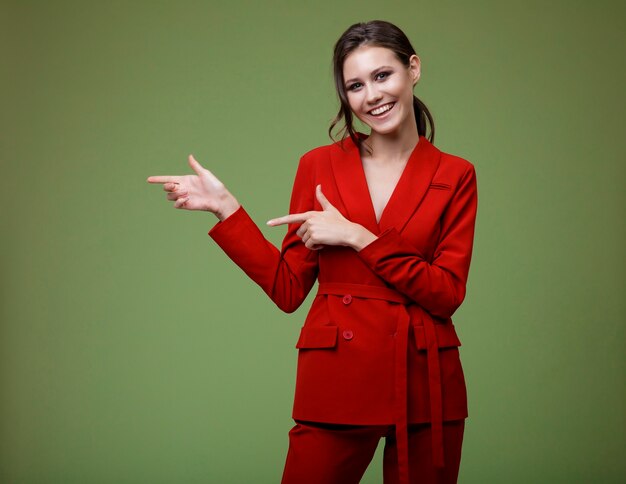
1, 0, 624, 482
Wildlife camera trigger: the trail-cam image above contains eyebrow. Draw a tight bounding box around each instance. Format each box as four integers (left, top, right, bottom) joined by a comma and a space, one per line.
344, 65, 395, 85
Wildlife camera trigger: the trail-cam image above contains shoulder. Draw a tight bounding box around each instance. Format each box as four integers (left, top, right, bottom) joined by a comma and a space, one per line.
437, 146, 475, 174
427, 142, 477, 193
300, 137, 348, 161
299, 144, 331, 167
434, 144, 476, 184
295, 136, 352, 174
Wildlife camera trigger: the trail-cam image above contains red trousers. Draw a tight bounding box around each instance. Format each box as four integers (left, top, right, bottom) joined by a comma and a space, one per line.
281, 419, 465, 484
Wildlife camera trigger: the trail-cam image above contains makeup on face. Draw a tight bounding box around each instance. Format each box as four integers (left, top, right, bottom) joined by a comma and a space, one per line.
342, 46, 416, 134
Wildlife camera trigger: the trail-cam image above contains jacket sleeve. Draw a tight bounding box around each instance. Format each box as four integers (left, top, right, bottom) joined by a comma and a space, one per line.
208, 155, 318, 313
356, 164, 478, 319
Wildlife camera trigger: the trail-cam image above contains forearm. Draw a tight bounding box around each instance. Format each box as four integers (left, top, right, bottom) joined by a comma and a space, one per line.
209, 205, 318, 313
356, 228, 471, 319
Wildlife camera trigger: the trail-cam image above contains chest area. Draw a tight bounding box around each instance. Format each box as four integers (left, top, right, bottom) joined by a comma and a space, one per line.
361, 158, 408, 224
311, 143, 455, 253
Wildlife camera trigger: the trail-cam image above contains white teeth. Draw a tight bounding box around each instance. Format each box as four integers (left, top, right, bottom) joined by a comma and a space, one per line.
370, 103, 394, 115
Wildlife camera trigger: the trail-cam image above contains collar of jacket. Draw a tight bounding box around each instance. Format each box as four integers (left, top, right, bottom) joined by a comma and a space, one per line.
330, 132, 442, 235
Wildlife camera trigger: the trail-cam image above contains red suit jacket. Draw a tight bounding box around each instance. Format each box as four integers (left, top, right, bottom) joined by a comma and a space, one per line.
208, 132, 478, 476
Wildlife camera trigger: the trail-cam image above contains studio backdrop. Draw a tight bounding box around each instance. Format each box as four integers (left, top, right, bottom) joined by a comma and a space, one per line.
1, 1, 624, 483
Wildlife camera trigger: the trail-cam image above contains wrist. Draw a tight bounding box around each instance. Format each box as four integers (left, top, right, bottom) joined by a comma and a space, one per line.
215, 193, 240, 221
346, 223, 377, 251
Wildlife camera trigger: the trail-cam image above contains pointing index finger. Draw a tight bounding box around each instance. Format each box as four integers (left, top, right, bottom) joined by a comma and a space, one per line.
146, 175, 180, 184
267, 212, 313, 226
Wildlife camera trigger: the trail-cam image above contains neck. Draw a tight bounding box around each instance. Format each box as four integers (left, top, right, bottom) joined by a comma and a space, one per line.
361, 121, 420, 162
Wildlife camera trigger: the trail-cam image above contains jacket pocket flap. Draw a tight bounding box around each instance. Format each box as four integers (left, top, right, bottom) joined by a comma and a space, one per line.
296, 326, 338, 349
414, 324, 461, 350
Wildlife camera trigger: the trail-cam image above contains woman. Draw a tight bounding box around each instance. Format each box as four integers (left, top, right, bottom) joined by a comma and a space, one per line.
148, 20, 477, 484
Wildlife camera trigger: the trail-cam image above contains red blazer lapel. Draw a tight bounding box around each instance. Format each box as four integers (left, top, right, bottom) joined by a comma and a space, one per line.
330, 133, 380, 234
330, 133, 442, 236
378, 135, 441, 234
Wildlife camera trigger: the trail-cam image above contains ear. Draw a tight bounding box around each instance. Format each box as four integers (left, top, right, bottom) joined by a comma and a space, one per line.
409, 54, 421, 86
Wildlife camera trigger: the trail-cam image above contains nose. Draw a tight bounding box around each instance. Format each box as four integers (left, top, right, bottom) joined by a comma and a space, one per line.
365, 84, 382, 105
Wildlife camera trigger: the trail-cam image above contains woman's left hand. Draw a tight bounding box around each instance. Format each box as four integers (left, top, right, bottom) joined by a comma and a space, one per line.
267, 185, 376, 250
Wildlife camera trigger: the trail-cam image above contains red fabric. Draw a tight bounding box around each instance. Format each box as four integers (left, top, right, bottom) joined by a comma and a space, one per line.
281, 419, 465, 484
318, 283, 414, 480
208, 133, 478, 480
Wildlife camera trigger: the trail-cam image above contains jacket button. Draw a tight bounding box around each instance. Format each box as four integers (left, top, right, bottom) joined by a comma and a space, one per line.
342, 330, 354, 341
342, 294, 352, 305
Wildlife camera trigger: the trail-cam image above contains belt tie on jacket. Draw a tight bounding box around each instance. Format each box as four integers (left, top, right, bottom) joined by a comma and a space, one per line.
317, 282, 445, 484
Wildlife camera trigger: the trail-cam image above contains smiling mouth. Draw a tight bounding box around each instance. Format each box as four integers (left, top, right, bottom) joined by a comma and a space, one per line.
368, 102, 396, 116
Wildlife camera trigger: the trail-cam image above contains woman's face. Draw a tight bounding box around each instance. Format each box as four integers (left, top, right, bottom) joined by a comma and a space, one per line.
342, 45, 420, 136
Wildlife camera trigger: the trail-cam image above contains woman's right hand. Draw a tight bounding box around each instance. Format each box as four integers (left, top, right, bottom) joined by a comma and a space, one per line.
146, 155, 240, 221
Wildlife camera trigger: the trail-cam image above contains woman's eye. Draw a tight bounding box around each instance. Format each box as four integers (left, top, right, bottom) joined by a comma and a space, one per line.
348, 82, 361, 91
376, 71, 390, 80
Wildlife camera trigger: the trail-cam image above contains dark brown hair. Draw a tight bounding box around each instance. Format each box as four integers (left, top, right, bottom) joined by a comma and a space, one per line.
328, 20, 435, 153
